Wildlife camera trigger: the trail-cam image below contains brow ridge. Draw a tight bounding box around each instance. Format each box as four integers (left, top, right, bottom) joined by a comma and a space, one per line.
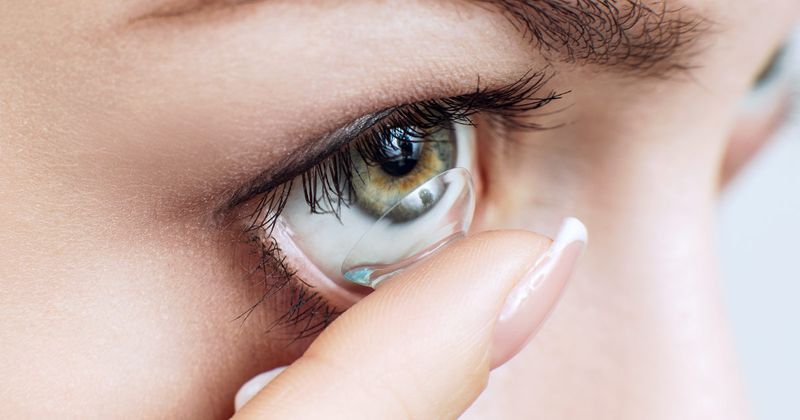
137, 0, 710, 77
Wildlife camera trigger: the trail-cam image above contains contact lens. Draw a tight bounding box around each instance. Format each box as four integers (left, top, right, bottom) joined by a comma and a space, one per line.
341, 167, 475, 288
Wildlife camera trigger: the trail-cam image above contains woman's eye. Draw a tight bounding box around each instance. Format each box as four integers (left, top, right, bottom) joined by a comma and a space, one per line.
743, 42, 796, 111
241, 71, 563, 300
274, 121, 476, 290
753, 45, 788, 91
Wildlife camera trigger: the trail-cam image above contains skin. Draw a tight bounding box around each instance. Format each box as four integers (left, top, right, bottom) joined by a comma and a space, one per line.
0, 0, 797, 418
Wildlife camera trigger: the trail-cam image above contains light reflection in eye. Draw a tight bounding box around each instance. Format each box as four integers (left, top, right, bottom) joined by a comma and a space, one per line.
277, 123, 476, 284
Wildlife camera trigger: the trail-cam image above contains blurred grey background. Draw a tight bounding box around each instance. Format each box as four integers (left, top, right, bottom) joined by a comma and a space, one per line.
720, 28, 800, 420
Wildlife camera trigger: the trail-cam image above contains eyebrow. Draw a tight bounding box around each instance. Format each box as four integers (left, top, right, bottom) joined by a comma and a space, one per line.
139, 0, 709, 78
480, 0, 709, 77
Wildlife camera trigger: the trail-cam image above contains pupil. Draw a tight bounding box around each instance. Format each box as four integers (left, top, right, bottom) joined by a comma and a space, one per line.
379, 128, 423, 177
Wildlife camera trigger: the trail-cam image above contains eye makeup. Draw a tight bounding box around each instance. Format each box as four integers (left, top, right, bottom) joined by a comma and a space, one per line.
231, 68, 568, 337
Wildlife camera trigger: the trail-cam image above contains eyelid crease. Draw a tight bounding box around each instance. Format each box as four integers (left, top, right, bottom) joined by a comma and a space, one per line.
131, 0, 265, 22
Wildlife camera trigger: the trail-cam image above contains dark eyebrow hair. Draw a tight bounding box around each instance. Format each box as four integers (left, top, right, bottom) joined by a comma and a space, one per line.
137, 0, 710, 77
477, 0, 710, 77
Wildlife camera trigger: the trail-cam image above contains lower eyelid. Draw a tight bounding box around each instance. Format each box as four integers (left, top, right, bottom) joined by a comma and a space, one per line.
233, 232, 342, 338
269, 222, 369, 309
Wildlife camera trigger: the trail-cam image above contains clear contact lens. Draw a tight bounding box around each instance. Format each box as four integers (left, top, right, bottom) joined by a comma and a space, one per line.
341, 167, 475, 288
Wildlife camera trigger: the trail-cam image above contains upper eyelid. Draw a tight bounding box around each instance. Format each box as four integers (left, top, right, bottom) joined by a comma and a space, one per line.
130, 0, 265, 23
223, 110, 391, 211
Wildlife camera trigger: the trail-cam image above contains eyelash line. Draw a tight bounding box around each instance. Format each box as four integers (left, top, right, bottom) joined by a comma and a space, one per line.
236, 68, 568, 340
235, 235, 340, 343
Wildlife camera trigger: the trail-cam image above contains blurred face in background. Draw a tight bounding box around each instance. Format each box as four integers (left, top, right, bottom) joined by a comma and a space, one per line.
1, 1, 797, 418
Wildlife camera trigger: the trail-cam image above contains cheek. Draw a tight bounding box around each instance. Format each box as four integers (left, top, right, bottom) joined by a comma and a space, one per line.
3, 223, 305, 419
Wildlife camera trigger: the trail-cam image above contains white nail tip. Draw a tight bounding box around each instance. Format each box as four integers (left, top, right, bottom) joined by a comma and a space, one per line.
234, 367, 288, 412
551, 217, 588, 252
498, 217, 587, 322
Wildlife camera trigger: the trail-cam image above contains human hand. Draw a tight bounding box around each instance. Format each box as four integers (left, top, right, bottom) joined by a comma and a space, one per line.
233, 219, 586, 419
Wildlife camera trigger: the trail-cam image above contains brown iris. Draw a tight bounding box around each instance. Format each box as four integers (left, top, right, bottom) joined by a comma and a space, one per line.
351, 126, 455, 220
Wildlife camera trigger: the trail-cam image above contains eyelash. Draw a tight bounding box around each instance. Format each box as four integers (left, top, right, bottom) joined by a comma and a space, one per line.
236, 69, 567, 340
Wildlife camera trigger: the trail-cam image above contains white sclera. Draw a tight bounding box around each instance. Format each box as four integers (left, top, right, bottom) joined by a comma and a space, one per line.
341, 167, 475, 288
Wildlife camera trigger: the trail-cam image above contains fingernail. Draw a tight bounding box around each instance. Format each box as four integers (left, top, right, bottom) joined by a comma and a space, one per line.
234, 366, 287, 412
491, 217, 587, 368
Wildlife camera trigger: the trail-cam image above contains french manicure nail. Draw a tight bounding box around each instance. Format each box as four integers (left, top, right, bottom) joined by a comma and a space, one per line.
234, 366, 287, 412
491, 217, 587, 368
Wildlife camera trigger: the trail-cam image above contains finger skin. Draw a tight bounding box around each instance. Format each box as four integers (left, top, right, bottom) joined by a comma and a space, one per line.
235, 230, 552, 420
